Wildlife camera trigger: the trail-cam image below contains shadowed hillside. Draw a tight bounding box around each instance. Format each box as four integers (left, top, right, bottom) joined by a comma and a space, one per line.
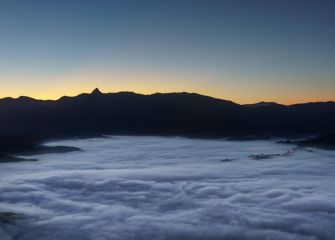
0, 89, 334, 153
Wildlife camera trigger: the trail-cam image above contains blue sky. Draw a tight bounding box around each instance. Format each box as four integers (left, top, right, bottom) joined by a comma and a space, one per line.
0, 0, 334, 103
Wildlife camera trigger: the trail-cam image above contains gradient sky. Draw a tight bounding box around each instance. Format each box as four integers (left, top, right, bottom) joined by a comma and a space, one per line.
0, 0, 334, 104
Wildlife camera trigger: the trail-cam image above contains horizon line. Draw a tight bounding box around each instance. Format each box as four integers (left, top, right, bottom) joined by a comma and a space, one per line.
1, 88, 334, 107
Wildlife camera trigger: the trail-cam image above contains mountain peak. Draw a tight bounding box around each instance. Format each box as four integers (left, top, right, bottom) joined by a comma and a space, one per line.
91, 88, 102, 95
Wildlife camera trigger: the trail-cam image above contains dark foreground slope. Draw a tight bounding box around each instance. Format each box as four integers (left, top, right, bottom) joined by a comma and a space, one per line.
0, 89, 334, 153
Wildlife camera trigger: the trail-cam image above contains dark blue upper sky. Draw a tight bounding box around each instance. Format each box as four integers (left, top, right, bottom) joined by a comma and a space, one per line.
0, 0, 334, 103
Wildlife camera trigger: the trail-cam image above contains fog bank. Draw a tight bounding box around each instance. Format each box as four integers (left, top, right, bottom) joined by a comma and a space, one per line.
1, 136, 335, 240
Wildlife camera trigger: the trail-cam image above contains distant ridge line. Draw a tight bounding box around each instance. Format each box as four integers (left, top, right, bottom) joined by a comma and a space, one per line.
1, 88, 334, 106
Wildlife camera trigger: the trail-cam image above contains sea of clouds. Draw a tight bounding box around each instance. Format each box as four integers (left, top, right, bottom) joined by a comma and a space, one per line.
0, 136, 335, 240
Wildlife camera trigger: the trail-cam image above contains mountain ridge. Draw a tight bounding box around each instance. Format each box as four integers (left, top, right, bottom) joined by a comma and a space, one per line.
0, 89, 334, 153
1, 89, 334, 106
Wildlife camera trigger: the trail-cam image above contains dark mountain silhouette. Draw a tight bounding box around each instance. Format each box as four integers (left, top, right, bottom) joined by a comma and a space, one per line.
297, 133, 335, 150
244, 101, 283, 108
0, 89, 334, 153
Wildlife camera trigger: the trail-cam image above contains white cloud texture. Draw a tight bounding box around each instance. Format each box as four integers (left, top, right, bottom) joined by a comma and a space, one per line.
0, 136, 335, 240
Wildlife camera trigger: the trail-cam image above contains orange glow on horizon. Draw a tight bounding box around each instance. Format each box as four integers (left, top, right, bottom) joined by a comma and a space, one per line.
0, 70, 334, 105
1, 87, 334, 106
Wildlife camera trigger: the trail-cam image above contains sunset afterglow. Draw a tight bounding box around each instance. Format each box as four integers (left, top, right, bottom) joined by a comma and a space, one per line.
0, 0, 334, 104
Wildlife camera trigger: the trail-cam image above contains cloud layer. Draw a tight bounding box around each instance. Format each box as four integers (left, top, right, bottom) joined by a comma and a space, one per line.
1, 136, 335, 240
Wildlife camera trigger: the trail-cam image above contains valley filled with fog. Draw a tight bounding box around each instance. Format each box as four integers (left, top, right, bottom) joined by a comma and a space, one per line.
0, 136, 335, 240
